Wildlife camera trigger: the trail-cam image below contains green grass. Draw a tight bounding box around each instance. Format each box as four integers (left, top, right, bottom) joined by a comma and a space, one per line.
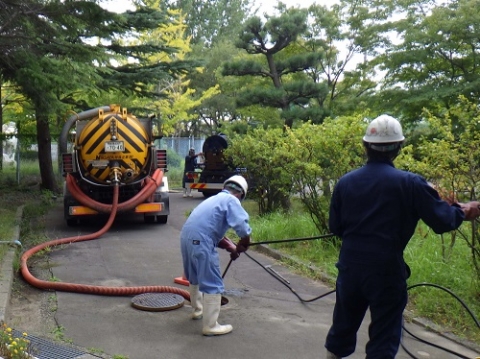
0, 206, 18, 261
165, 167, 184, 189
404, 226, 480, 341
247, 210, 338, 277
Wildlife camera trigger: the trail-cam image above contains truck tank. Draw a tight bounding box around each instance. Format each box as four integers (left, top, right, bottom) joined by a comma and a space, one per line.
60, 105, 169, 226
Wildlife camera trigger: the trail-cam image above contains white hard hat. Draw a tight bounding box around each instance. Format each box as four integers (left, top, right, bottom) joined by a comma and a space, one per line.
363, 115, 405, 150
224, 175, 248, 200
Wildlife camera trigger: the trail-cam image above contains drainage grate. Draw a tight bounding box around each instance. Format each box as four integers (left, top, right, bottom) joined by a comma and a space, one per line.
131, 292, 185, 312
13, 330, 86, 359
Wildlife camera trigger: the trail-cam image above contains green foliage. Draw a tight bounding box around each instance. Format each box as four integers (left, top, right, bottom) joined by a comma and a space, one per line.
166, 148, 183, 168
0, 323, 35, 359
223, 8, 329, 128
227, 114, 367, 228
250, 210, 340, 279
377, 0, 480, 124
280, 115, 366, 233
396, 97, 480, 280
227, 128, 294, 214
165, 0, 252, 46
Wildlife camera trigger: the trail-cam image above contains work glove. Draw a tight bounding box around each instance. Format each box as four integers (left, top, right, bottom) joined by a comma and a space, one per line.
236, 235, 251, 254
218, 237, 240, 260
459, 201, 480, 221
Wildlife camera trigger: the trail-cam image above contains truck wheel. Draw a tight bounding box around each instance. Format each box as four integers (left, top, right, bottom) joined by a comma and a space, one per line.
157, 216, 168, 224
144, 215, 156, 224
66, 218, 79, 227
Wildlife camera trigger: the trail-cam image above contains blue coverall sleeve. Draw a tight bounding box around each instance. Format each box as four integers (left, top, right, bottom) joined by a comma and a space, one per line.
225, 198, 252, 238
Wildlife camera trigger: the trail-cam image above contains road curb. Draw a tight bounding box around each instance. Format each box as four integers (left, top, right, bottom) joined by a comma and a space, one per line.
0, 206, 106, 359
0, 206, 22, 324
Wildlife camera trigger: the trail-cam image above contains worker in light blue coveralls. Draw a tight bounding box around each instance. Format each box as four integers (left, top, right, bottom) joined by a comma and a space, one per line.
325, 115, 480, 359
180, 175, 251, 336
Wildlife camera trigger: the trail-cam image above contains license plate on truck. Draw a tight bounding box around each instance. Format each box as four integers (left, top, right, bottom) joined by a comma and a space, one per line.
105, 141, 124, 152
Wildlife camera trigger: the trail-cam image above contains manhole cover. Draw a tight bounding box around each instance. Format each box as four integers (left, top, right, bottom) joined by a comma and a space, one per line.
131, 293, 185, 312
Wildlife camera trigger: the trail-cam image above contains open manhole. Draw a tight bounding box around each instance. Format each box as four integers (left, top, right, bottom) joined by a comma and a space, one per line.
131, 293, 185, 312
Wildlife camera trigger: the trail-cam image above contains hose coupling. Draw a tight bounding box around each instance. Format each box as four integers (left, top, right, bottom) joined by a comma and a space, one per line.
109, 163, 122, 184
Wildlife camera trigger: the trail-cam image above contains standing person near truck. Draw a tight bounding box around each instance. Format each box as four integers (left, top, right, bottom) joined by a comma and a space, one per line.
183, 148, 202, 197
180, 175, 251, 336
325, 114, 480, 359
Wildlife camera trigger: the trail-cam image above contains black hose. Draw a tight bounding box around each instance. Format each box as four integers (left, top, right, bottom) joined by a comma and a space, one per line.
243, 251, 336, 302
248, 233, 335, 246
407, 283, 480, 328
222, 259, 233, 279
401, 323, 472, 359
400, 282, 480, 359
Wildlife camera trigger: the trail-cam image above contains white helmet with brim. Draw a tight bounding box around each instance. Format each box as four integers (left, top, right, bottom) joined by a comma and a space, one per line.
363, 115, 405, 152
224, 175, 248, 200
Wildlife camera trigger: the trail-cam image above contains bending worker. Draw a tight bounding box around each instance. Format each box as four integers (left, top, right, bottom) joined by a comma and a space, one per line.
325, 114, 480, 359
180, 175, 251, 336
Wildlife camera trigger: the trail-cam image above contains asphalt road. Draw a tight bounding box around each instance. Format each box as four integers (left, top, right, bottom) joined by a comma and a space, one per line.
30, 190, 480, 359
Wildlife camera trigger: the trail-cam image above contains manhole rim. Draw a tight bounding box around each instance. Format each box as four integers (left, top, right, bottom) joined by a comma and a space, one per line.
131, 292, 185, 312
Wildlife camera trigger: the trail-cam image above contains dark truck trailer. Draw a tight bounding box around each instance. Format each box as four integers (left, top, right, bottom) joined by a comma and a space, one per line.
187, 134, 244, 197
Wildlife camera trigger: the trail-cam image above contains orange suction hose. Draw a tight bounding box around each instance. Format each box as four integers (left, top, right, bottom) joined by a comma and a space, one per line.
20, 176, 190, 301
65, 169, 164, 213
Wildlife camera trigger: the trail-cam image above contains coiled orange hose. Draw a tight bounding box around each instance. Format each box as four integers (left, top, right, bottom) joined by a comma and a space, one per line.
20, 171, 190, 300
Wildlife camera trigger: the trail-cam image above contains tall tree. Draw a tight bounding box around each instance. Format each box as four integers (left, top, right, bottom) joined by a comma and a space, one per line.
299, 1, 385, 116
222, 6, 328, 128
377, 0, 480, 125
0, 0, 197, 191
129, 6, 220, 136
165, 0, 253, 46
186, 40, 248, 135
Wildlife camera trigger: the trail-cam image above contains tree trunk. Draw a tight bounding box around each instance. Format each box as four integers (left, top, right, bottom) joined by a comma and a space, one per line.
36, 108, 59, 193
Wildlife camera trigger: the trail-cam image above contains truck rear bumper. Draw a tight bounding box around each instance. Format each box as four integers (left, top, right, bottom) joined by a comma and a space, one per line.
67, 202, 167, 216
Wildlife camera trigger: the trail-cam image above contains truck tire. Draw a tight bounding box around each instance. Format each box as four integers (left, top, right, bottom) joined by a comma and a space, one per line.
66, 218, 80, 227
144, 215, 156, 224
157, 216, 168, 224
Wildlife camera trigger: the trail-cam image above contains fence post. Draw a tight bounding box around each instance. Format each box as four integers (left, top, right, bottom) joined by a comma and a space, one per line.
15, 135, 20, 185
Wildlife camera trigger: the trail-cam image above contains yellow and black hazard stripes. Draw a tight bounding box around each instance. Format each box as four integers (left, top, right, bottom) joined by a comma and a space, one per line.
77, 112, 152, 184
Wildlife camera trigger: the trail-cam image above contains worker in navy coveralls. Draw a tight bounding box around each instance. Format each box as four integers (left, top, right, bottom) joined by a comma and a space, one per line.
325, 115, 480, 359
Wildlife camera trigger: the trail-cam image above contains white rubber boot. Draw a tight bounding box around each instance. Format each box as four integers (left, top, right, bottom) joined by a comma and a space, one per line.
183, 188, 187, 198
326, 350, 341, 359
202, 294, 232, 336
189, 284, 203, 320
187, 186, 193, 197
